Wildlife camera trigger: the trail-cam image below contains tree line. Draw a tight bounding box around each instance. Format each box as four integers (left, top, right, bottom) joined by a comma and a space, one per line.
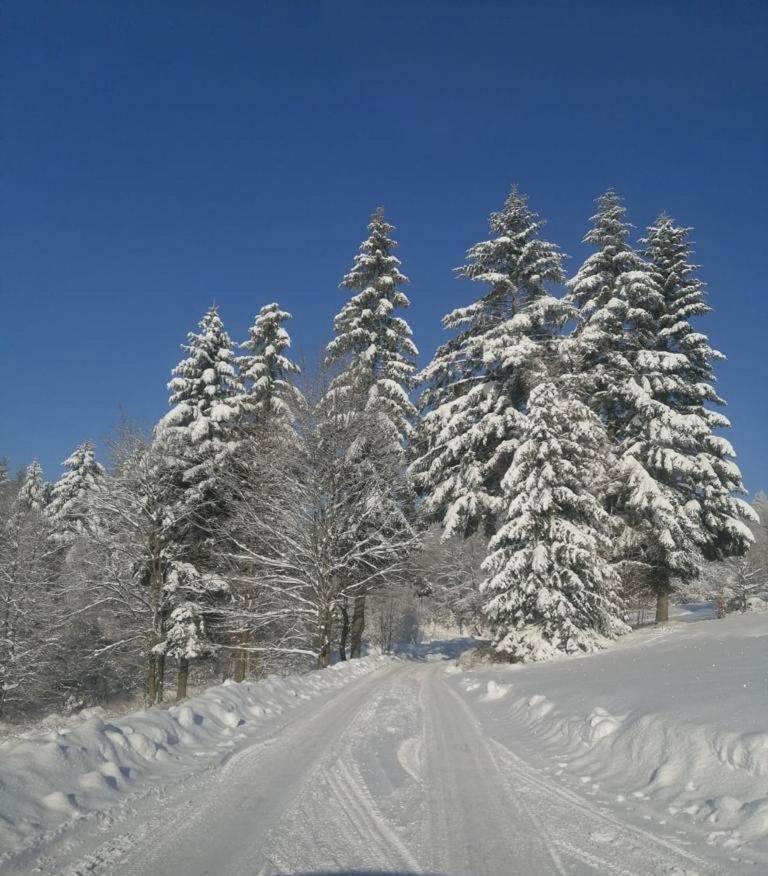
0, 188, 757, 720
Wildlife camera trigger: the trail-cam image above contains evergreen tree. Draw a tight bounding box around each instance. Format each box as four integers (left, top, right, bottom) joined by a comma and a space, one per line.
323, 207, 418, 455
47, 441, 105, 541
154, 306, 240, 697
0, 461, 57, 716
320, 208, 419, 654
611, 216, 756, 620
481, 382, 628, 661
564, 189, 662, 437
237, 302, 303, 428
412, 187, 568, 538
154, 562, 229, 699
567, 194, 755, 620
155, 305, 241, 519
17, 460, 46, 511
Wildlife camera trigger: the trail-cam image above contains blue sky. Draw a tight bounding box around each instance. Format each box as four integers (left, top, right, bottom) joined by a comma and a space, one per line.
1, 1, 766, 493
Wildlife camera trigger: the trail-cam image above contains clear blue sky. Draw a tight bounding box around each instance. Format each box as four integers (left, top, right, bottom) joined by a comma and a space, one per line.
1, 1, 766, 493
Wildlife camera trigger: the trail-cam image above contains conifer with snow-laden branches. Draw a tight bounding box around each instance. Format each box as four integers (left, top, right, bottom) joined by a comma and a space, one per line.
47, 441, 105, 542
481, 382, 628, 661
155, 305, 241, 522
612, 215, 756, 619
323, 207, 418, 455
237, 302, 304, 429
412, 188, 569, 539
321, 208, 419, 653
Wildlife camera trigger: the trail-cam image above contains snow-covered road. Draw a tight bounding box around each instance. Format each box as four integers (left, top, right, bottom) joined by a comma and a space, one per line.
3, 654, 746, 876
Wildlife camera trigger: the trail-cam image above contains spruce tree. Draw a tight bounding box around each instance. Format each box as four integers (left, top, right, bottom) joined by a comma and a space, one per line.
323, 207, 418, 454
611, 215, 756, 620
155, 305, 241, 519
567, 194, 755, 620
564, 189, 662, 438
154, 562, 229, 699
47, 441, 105, 541
154, 305, 239, 696
17, 460, 46, 511
412, 187, 568, 538
237, 302, 303, 429
481, 382, 628, 661
321, 208, 418, 655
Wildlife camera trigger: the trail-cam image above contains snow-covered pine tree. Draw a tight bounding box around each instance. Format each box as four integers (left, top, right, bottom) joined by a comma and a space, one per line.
320, 208, 418, 655
155, 305, 241, 527
481, 382, 628, 661
323, 207, 418, 454
564, 189, 662, 438
0, 461, 57, 716
611, 215, 756, 621
412, 187, 569, 539
567, 194, 756, 621
154, 562, 229, 699
237, 302, 303, 429
227, 303, 304, 679
17, 460, 46, 511
154, 306, 240, 697
47, 441, 105, 542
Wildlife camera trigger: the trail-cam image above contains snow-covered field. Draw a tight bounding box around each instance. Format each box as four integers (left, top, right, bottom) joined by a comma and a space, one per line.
1, 613, 766, 875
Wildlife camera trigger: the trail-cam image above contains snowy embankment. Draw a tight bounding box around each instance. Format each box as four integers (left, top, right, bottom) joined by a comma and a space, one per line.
451, 610, 768, 857
0, 655, 391, 857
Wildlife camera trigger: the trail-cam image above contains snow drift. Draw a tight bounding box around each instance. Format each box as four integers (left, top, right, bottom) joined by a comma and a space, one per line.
451, 611, 768, 855
0, 656, 392, 858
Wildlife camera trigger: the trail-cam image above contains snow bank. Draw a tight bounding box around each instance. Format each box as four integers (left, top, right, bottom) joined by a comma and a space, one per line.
452, 613, 768, 855
0, 656, 391, 856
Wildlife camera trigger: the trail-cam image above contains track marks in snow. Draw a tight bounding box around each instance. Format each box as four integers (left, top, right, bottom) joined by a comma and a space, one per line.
443, 667, 727, 875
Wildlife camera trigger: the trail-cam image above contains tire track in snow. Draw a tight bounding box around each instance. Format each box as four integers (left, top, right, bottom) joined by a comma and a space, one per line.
255, 663, 424, 874
422, 664, 567, 876
440, 669, 727, 875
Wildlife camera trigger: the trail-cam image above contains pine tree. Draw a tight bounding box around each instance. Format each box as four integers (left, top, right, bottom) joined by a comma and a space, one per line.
154, 306, 240, 697
0, 461, 57, 715
323, 207, 418, 454
611, 215, 756, 620
237, 302, 303, 429
481, 382, 628, 661
47, 441, 105, 541
320, 208, 418, 655
154, 562, 229, 699
17, 460, 46, 511
564, 189, 662, 437
567, 194, 756, 620
412, 187, 568, 538
155, 305, 241, 520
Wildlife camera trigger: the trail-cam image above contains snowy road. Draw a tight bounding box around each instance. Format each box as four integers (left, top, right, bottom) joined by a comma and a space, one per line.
3, 658, 740, 875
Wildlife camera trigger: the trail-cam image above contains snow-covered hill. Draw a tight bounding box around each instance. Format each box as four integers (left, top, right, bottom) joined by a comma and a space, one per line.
454, 611, 768, 864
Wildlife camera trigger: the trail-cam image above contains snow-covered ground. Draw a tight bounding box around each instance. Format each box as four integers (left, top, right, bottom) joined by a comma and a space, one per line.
1, 613, 766, 875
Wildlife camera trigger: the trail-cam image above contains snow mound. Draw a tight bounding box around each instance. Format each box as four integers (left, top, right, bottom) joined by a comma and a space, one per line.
450, 613, 768, 855
0, 656, 392, 856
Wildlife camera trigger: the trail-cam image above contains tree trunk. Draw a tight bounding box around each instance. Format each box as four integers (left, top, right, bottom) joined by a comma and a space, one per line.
146, 551, 166, 705
338, 599, 350, 661
231, 629, 249, 681
146, 655, 158, 706
146, 650, 166, 706
176, 658, 189, 701
350, 595, 366, 658
317, 606, 334, 668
